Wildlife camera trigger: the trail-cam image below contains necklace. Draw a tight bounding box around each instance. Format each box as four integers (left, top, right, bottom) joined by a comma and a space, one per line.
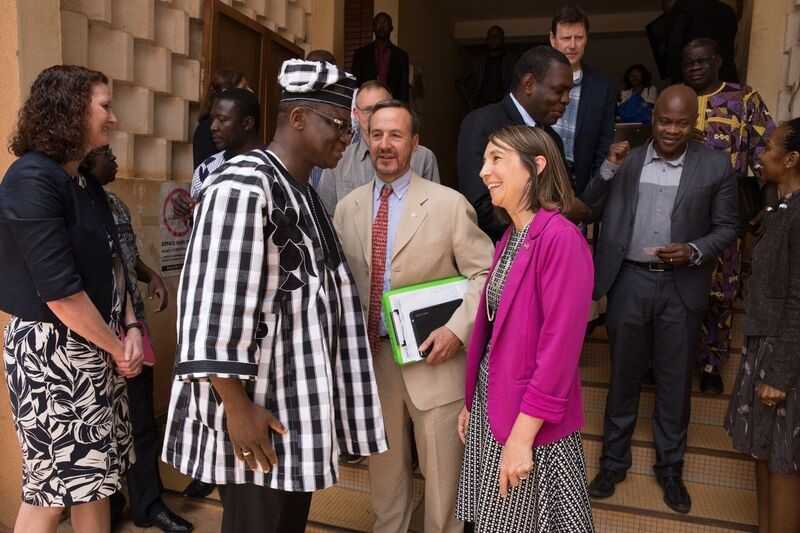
486, 222, 531, 322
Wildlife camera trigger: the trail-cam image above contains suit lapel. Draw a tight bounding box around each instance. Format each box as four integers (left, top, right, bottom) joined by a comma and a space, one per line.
671, 143, 700, 216
502, 94, 525, 125
392, 176, 429, 261
354, 184, 374, 266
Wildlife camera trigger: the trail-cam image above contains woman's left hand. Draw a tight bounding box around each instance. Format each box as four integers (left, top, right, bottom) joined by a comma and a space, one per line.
498, 436, 534, 498
757, 383, 786, 407
120, 328, 144, 378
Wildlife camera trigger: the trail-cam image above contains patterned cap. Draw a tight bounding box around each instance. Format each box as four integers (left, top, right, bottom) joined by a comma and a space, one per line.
278, 59, 358, 110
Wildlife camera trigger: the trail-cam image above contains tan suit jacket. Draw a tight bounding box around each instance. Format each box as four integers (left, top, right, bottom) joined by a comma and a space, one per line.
334, 174, 493, 411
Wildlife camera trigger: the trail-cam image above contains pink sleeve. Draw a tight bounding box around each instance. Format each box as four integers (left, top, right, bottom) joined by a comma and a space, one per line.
519, 227, 594, 423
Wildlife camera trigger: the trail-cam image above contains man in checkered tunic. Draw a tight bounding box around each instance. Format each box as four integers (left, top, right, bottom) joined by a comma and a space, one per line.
162, 59, 388, 533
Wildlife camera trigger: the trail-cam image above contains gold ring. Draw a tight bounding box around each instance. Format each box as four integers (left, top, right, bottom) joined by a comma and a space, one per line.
241, 449, 253, 456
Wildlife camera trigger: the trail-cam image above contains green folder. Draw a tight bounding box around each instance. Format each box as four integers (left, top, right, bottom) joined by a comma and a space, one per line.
381, 276, 467, 366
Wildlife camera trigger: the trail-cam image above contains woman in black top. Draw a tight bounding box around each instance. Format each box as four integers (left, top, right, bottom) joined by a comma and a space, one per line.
726, 117, 800, 533
0, 65, 142, 532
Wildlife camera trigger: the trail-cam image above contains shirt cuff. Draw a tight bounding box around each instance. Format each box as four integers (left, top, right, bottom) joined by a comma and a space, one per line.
688, 243, 704, 266
600, 160, 620, 181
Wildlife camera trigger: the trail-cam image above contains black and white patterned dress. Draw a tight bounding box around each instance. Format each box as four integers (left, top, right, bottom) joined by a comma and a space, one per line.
456, 223, 594, 532
3, 203, 134, 507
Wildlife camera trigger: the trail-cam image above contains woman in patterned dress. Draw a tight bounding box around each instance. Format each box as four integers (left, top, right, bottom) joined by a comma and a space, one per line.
0, 66, 142, 532
726, 117, 800, 532
455, 126, 595, 532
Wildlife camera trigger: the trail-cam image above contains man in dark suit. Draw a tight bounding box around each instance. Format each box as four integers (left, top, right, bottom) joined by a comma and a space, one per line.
457, 46, 571, 242
579, 85, 737, 514
351, 12, 410, 102
549, 6, 616, 195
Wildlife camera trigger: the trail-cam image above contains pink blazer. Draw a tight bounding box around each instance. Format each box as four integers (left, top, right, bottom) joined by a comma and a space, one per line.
465, 209, 594, 447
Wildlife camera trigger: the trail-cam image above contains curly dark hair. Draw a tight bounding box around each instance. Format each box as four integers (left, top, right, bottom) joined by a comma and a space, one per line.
9, 65, 109, 164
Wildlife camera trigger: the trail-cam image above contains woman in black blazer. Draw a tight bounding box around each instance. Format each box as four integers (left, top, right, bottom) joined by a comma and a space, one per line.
726, 117, 800, 532
0, 65, 142, 532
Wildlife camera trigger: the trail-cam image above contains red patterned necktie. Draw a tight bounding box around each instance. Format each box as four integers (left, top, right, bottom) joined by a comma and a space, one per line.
368, 185, 393, 353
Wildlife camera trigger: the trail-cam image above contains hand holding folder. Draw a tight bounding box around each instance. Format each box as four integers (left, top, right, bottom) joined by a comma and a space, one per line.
381, 276, 468, 365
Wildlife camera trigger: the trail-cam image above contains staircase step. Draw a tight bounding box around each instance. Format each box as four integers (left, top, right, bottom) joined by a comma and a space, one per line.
582, 437, 754, 492
308, 467, 757, 533
593, 504, 755, 532
589, 468, 757, 531
309, 486, 375, 532
581, 339, 742, 396
583, 382, 733, 427
583, 408, 739, 456
589, 308, 744, 353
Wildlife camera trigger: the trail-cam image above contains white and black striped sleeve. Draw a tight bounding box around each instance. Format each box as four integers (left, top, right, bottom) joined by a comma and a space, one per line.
175, 179, 268, 381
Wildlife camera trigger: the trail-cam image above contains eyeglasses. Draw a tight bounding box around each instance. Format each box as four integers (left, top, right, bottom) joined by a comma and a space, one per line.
355, 104, 375, 114
682, 56, 715, 68
301, 106, 354, 137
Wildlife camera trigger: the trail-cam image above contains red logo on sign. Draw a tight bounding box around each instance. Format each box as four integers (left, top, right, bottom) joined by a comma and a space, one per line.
162, 187, 192, 238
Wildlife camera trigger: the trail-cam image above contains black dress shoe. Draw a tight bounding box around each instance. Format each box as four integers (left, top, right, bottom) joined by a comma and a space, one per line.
658, 475, 691, 514
700, 370, 724, 395
588, 469, 626, 499
182, 479, 215, 499
135, 506, 194, 532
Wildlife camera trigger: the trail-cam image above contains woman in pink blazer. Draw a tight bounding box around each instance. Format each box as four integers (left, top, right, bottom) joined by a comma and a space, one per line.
455, 126, 595, 532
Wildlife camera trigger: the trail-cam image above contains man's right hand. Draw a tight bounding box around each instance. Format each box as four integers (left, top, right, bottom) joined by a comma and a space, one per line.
211, 377, 288, 472
226, 399, 287, 472
607, 141, 631, 165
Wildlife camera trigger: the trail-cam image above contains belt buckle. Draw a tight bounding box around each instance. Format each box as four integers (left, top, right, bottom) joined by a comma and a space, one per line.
648, 262, 667, 272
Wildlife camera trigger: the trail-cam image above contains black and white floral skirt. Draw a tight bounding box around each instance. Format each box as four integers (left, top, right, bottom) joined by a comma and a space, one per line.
456, 353, 594, 532
3, 277, 134, 507
726, 336, 800, 473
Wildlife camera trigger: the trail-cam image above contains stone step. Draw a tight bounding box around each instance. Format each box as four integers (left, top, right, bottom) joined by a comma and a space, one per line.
307, 467, 758, 533
583, 383, 733, 428
582, 436, 754, 492
593, 507, 754, 533
580, 339, 742, 396
588, 468, 757, 532
588, 307, 745, 353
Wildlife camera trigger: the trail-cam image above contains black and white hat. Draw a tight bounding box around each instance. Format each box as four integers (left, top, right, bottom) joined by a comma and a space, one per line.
278, 59, 358, 110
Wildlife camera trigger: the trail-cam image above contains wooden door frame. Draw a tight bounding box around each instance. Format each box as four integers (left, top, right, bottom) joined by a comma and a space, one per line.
202, 1, 303, 142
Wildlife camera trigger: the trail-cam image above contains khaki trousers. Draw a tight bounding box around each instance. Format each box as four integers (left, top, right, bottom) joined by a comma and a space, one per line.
369, 340, 464, 533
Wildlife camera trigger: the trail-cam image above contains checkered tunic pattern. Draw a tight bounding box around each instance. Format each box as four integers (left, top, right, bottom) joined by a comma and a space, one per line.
161, 149, 388, 492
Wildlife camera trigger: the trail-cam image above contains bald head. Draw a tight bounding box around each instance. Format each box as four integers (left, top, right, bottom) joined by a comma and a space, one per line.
655, 85, 698, 117
652, 85, 698, 160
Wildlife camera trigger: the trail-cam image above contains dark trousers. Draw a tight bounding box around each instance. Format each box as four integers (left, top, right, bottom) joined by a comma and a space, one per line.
218, 484, 312, 533
124, 365, 164, 523
600, 264, 703, 477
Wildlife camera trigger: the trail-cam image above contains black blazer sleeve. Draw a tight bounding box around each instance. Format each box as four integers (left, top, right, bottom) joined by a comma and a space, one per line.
4, 170, 83, 301
580, 161, 624, 223
457, 111, 505, 242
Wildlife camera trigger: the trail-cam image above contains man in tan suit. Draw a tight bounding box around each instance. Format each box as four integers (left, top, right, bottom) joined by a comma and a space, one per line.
334, 99, 493, 533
